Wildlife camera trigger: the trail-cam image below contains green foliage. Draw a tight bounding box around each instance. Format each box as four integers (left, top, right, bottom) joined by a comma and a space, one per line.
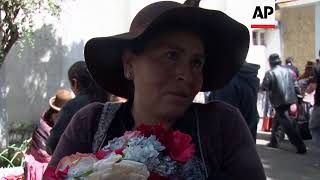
0, 138, 31, 168
0, 0, 62, 67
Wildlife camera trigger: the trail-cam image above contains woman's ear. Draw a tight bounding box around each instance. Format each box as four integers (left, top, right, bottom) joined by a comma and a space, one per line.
71, 78, 79, 95
122, 49, 135, 80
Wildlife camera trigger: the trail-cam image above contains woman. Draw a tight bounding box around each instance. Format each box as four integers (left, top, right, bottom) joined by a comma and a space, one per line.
47, 2, 266, 179
298, 61, 315, 95
25, 89, 72, 180
46, 61, 108, 155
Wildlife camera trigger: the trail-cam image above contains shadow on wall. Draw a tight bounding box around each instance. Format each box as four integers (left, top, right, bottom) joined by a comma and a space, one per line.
0, 24, 85, 144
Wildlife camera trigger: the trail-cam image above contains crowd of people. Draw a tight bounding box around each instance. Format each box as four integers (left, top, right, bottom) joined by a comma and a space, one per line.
24, 61, 125, 179
261, 53, 320, 152
19, 1, 320, 180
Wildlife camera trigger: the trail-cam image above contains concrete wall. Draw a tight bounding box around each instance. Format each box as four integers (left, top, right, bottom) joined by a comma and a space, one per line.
281, 5, 315, 71
316, 2, 320, 58
0, 0, 163, 145
249, 28, 281, 81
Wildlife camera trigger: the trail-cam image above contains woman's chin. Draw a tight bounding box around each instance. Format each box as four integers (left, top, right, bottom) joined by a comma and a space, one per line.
159, 101, 191, 117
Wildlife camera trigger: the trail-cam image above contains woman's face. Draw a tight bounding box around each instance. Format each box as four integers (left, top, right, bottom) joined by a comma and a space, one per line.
123, 31, 205, 118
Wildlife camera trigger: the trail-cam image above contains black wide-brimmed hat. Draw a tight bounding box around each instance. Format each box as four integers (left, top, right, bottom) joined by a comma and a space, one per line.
85, 1, 250, 98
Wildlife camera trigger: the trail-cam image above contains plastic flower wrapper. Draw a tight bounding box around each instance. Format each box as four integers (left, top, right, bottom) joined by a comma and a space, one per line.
55, 153, 97, 179
88, 155, 149, 180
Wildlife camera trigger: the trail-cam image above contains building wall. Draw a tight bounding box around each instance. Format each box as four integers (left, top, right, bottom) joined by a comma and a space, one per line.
249, 28, 281, 81
316, 2, 320, 58
281, 5, 315, 71
0, 0, 155, 145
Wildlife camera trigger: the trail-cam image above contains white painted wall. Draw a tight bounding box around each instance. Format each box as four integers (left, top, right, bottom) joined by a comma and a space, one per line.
315, 2, 320, 58
201, 0, 281, 78
0, 0, 186, 145
0, 0, 282, 145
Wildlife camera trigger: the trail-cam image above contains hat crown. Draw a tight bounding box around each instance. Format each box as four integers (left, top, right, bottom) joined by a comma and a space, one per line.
50, 89, 73, 111
305, 61, 315, 68
130, 1, 184, 33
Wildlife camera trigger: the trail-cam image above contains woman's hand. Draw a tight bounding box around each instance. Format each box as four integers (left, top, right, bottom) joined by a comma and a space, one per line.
88, 157, 150, 180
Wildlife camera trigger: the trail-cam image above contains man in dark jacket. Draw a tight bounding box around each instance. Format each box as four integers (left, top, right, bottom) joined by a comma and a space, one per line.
261, 54, 306, 154
214, 62, 260, 141
46, 61, 108, 155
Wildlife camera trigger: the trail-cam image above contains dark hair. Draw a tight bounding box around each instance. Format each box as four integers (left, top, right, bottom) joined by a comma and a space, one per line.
43, 108, 58, 127
68, 61, 108, 102
269, 53, 281, 67
285, 57, 293, 65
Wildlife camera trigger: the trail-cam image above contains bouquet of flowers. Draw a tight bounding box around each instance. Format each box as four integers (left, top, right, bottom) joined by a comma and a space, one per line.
51, 124, 195, 180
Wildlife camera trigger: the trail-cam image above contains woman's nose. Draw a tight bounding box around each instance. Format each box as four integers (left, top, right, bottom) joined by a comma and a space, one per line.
175, 63, 193, 82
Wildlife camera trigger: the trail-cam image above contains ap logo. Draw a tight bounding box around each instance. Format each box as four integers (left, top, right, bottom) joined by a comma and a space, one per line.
251, 0, 276, 28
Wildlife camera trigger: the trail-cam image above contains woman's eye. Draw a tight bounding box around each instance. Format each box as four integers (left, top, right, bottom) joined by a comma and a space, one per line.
165, 51, 179, 60
192, 58, 205, 69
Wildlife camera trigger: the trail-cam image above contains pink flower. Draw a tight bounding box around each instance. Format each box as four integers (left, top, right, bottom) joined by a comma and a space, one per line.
115, 147, 125, 155
148, 172, 168, 180
95, 149, 112, 160
123, 131, 141, 140
43, 167, 59, 180
166, 131, 195, 163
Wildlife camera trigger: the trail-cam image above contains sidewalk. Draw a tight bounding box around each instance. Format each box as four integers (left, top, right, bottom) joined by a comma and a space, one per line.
256, 131, 320, 180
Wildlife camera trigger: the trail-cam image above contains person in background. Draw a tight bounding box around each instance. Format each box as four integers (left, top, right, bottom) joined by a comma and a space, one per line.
298, 61, 315, 95
261, 53, 306, 154
285, 57, 299, 78
309, 53, 320, 147
213, 62, 260, 141
24, 89, 73, 180
46, 61, 108, 155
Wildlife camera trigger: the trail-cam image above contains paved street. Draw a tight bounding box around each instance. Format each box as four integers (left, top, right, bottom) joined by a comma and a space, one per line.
256, 131, 320, 180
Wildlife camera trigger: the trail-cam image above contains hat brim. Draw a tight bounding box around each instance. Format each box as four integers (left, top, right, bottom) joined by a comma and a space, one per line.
49, 97, 61, 111
85, 6, 249, 98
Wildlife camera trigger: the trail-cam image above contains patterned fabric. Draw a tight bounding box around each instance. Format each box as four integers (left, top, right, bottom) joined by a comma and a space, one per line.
24, 115, 52, 180
24, 154, 49, 180
179, 157, 206, 180
92, 102, 122, 153
28, 117, 52, 162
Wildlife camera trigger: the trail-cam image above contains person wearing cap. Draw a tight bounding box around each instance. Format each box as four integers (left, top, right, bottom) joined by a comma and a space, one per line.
24, 89, 72, 180
47, 2, 265, 179
261, 53, 306, 154
46, 61, 108, 155
298, 61, 315, 95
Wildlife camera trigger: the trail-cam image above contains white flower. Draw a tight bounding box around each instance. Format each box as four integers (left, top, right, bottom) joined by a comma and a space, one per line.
67, 156, 97, 178
123, 135, 165, 171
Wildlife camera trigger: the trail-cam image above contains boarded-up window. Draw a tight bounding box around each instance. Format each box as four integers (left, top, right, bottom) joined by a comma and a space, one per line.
253, 31, 258, 45
260, 32, 266, 46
